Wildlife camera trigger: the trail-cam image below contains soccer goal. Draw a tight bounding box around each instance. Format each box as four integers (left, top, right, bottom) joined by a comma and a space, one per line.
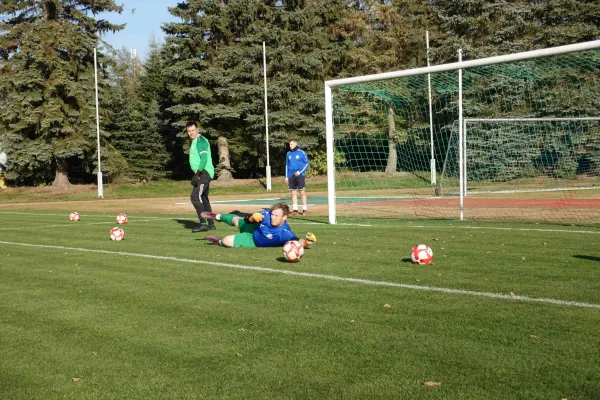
325, 40, 600, 225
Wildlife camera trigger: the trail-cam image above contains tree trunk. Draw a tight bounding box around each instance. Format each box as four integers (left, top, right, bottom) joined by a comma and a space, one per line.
217, 136, 233, 181
385, 104, 397, 173
52, 159, 72, 188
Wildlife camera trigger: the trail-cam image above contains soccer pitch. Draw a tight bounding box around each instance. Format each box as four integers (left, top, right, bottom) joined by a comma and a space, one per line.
0, 210, 599, 399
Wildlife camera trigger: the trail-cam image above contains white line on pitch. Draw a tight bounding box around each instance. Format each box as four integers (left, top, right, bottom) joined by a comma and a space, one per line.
0, 221, 118, 230
0, 240, 598, 310
2, 211, 595, 233
0, 211, 82, 216
291, 222, 373, 227
0, 211, 191, 220
0, 217, 182, 231
212, 198, 283, 203
395, 225, 600, 235
293, 220, 600, 232
299, 222, 599, 231
175, 201, 318, 206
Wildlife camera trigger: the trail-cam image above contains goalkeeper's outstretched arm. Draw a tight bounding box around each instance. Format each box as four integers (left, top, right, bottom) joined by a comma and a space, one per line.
300, 232, 317, 248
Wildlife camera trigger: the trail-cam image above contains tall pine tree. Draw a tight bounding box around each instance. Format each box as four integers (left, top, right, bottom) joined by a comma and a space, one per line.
430, 0, 600, 63
0, 0, 123, 186
102, 46, 170, 182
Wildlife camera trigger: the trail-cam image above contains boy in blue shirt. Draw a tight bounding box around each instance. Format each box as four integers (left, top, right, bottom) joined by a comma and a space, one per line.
285, 139, 310, 216
202, 203, 298, 248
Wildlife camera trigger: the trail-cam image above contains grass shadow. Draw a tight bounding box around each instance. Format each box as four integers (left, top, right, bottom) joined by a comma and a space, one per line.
175, 219, 198, 230
573, 255, 600, 262
276, 257, 298, 264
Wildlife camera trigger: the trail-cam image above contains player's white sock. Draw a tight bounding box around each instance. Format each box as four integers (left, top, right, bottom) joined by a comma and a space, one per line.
293, 204, 298, 211
216, 214, 221, 221
302, 206, 307, 211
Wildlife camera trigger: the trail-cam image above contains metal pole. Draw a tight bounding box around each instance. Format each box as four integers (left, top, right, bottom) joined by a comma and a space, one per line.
94, 48, 103, 198
426, 31, 436, 185
262, 42, 271, 191
324, 85, 336, 224
458, 49, 463, 220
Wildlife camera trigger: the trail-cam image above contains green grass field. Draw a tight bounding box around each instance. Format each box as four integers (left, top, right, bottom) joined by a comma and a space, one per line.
1, 210, 599, 399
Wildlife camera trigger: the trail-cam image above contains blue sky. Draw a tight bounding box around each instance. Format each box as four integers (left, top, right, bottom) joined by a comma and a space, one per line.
99, 1, 180, 61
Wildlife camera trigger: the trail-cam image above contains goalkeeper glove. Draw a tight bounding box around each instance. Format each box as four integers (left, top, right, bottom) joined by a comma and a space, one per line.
247, 212, 264, 223
305, 232, 317, 245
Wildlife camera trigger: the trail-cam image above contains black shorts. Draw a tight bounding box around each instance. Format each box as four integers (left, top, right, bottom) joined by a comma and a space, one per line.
288, 175, 306, 191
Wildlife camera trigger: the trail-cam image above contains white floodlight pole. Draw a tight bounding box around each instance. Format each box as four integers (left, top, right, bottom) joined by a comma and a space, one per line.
426, 31, 436, 185
131, 48, 137, 79
325, 84, 336, 224
458, 49, 464, 221
262, 42, 272, 191
94, 48, 103, 198
462, 49, 468, 198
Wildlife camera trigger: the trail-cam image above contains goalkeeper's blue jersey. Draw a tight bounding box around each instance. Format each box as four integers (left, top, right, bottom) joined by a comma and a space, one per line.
253, 210, 298, 248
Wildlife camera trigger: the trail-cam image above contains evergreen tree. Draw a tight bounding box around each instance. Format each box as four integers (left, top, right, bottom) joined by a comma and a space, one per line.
161, 0, 221, 178
103, 47, 170, 181
137, 39, 172, 180
162, 0, 349, 179
430, 0, 600, 63
428, 0, 600, 181
330, 0, 435, 172
0, 0, 123, 186
333, 0, 432, 76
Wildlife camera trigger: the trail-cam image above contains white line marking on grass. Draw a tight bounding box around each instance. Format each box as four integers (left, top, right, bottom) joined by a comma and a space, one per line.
291, 222, 373, 227
0, 211, 74, 216
0, 211, 191, 220
295, 221, 600, 232
3, 212, 595, 233
0, 217, 182, 231
401, 225, 600, 235
212, 198, 283, 203
0, 240, 598, 310
0, 221, 117, 230
331, 222, 600, 233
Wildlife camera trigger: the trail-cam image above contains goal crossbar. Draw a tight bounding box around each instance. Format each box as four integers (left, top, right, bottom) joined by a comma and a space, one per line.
325, 40, 600, 88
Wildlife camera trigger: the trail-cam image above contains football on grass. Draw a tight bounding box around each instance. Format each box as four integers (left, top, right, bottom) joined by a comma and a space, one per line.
69, 212, 80, 222
282, 240, 304, 262
109, 227, 125, 241
116, 213, 128, 224
410, 244, 433, 264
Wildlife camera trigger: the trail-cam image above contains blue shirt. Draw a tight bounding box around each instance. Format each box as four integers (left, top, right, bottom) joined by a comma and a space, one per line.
253, 210, 298, 247
286, 148, 310, 178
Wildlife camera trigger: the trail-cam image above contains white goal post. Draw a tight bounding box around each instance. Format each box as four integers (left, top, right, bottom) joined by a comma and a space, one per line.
324, 40, 600, 225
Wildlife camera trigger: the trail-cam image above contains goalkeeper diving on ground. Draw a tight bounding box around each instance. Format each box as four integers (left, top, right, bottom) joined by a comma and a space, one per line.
200, 202, 316, 248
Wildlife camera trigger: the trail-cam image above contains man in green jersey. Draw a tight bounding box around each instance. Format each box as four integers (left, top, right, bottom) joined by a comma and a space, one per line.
187, 121, 216, 233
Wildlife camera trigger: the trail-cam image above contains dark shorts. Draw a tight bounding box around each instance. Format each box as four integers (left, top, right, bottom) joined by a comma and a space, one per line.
288, 175, 306, 191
